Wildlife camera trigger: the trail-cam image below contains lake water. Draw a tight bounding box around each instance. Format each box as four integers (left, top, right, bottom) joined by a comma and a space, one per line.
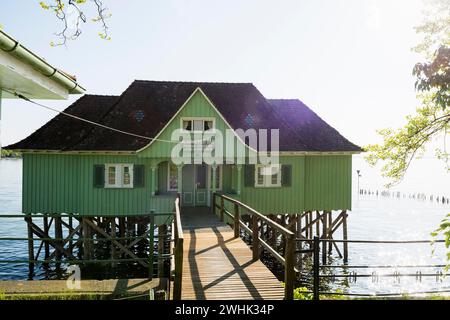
0, 158, 449, 296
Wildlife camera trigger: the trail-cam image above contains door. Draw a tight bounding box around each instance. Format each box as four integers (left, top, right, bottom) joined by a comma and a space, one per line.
195, 164, 207, 206
182, 165, 195, 206
182, 164, 208, 206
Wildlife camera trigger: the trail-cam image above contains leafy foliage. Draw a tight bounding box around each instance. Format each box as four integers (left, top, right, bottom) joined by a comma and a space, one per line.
431, 213, 450, 271
366, 0, 450, 265
366, 0, 450, 186
38, 0, 111, 46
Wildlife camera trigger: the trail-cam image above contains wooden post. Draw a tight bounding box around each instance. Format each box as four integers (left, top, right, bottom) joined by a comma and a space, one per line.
82, 218, 92, 260
149, 215, 155, 279
158, 224, 167, 278
328, 211, 333, 254
55, 215, 63, 267
68, 215, 73, 255
220, 196, 224, 222
126, 217, 135, 247
119, 217, 126, 248
252, 214, 259, 260
26, 216, 34, 278
342, 210, 348, 263
284, 233, 295, 300
321, 212, 327, 265
43, 215, 50, 259
212, 193, 216, 216
173, 237, 183, 300
313, 236, 320, 300
315, 211, 320, 236
305, 212, 310, 239
233, 203, 239, 238
297, 213, 303, 273
111, 217, 117, 266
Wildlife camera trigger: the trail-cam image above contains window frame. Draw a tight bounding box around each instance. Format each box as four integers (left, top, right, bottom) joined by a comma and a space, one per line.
167, 162, 179, 192
180, 117, 216, 133
104, 164, 134, 188
254, 164, 281, 188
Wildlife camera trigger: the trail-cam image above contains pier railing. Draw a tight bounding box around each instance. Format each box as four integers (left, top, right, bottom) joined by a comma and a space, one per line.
213, 193, 296, 300
300, 237, 449, 300
171, 194, 184, 300
0, 212, 174, 282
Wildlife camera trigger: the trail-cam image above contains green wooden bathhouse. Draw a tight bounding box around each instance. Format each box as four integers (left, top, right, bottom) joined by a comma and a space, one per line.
6, 80, 361, 297
6, 80, 361, 219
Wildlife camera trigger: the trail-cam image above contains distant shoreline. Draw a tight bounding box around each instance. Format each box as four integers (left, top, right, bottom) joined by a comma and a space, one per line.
0, 150, 22, 159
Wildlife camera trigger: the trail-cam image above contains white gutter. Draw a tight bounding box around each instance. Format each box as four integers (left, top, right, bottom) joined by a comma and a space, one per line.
0, 29, 85, 94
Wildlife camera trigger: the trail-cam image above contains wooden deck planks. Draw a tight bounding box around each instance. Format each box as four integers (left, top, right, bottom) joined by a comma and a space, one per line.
180, 207, 284, 300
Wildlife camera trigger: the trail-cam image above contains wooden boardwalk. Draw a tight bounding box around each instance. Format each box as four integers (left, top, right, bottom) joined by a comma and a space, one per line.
180, 207, 284, 300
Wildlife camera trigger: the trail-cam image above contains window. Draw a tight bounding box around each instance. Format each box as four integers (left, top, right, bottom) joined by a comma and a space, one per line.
105, 164, 134, 188
168, 163, 178, 191
255, 164, 281, 187
210, 165, 222, 190
181, 118, 215, 132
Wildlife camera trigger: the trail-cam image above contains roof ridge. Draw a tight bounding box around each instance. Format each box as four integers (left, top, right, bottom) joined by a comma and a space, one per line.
133, 79, 254, 85
83, 94, 120, 98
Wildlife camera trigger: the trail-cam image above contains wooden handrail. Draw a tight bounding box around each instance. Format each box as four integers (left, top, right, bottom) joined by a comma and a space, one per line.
217, 194, 294, 237
172, 194, 184, 300
213, 193, 295, 300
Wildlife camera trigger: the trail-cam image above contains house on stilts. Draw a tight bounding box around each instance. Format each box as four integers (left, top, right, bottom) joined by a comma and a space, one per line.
5, 80, 361, 292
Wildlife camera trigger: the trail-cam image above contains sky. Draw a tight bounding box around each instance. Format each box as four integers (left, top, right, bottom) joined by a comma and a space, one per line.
1, 0, 448, 192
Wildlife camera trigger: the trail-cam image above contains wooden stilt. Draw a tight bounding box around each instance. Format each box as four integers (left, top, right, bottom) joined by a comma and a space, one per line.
305, 212, 310, 239
328, 211, 333, 254
111, 217, 117, 267
68, 215, 73, 255
119, 218, 126, 245
297, 213, 303, 273
43, 215, 50, 259
54, 215, 63, 267
158, 224, 167, 278
321, 212, 327, 265
342, 210, 348, 263
82, 218, 92, 260
26, 216, 34, 278
315, 211, 320, 237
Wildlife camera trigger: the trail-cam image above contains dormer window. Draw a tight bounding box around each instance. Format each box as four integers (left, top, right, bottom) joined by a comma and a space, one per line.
181, 118, 215, 132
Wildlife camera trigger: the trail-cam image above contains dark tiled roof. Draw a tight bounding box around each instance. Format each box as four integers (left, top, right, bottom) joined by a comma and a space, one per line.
5, 80, 361, 152
268, 99, 361, 152
6, 95, 119, 150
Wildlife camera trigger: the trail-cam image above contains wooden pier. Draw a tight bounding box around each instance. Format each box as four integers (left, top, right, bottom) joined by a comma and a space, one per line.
0, 278, 167, 299
177, 207, 284, 300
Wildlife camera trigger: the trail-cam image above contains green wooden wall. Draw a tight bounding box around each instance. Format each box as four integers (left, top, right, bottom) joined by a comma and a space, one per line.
304, 155, 352, 211
22, 154, 175, 222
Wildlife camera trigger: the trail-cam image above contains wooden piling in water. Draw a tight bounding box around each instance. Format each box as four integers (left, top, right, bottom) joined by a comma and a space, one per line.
43, 215, 50, 259
158, 224, 167, 278
328, 211, 333, 254
82, 218, 92, 260
68, 215, 73, 256
54, 215, 63, 267
26, 216, 34, 278
110, 217, 117, 267
342, 210, 348, 263
321, 212, 327, 265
